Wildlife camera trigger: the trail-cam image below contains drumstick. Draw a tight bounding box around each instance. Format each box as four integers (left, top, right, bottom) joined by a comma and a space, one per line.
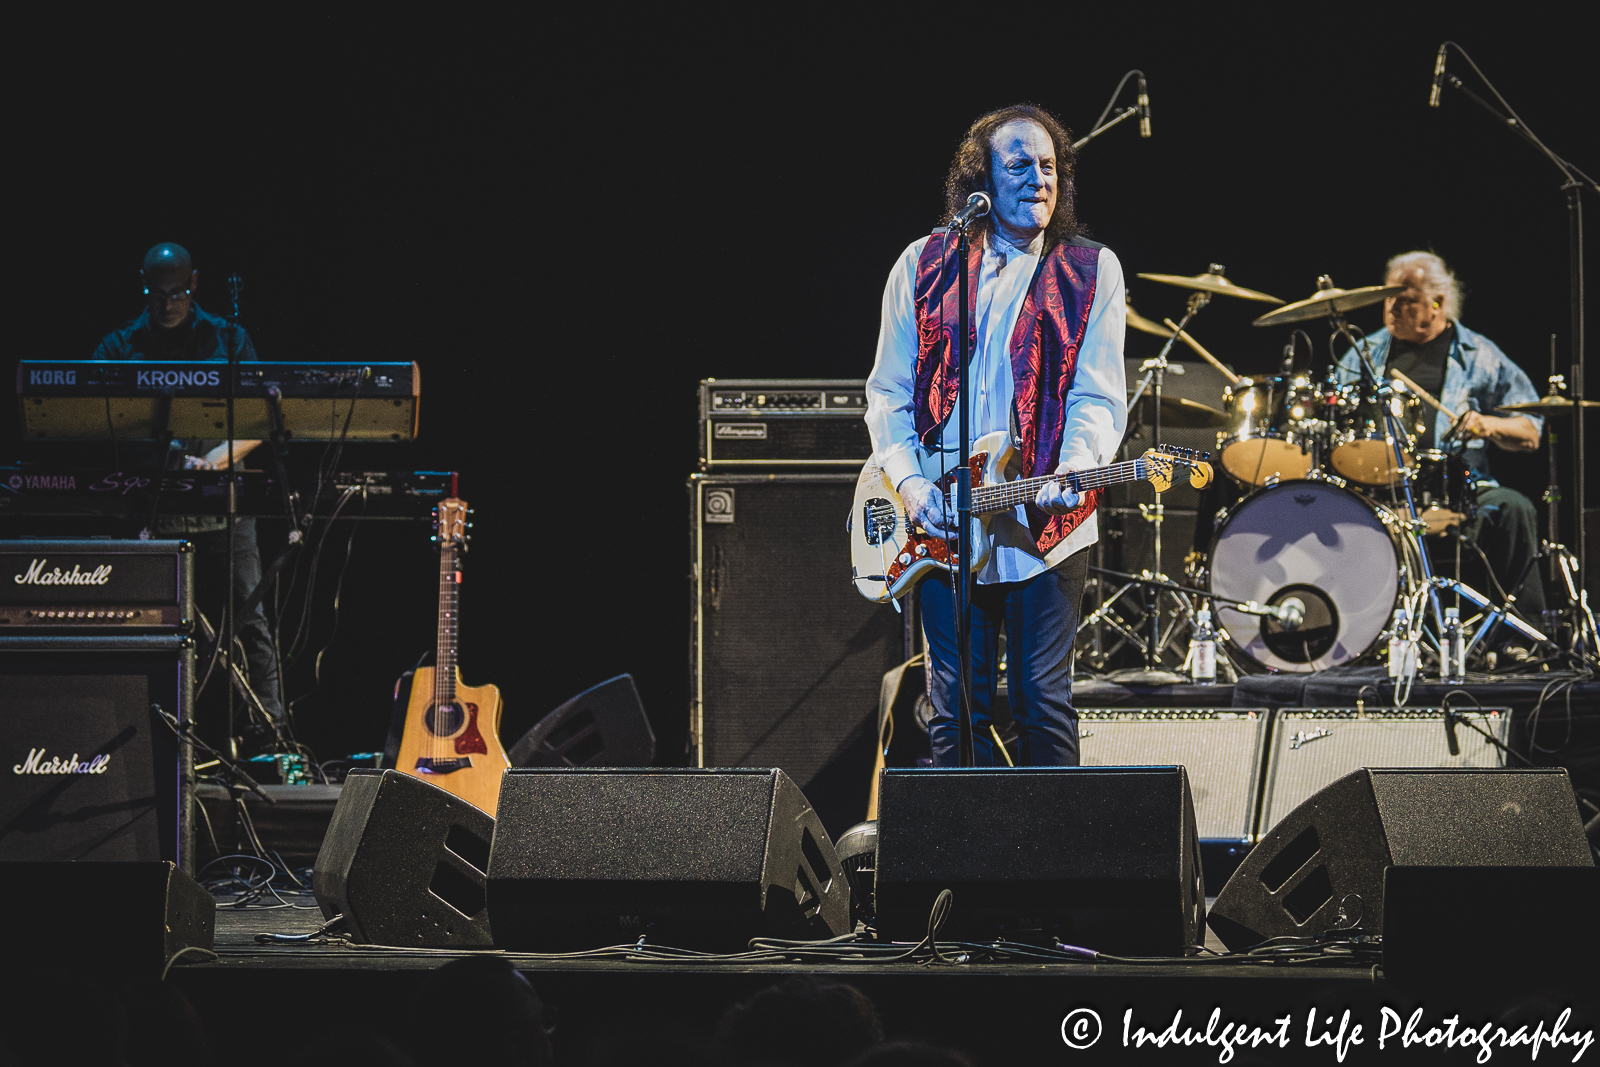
1389, 366, 1472, 441
1387, 367, 1452, 418
1162, 318, 1243, 386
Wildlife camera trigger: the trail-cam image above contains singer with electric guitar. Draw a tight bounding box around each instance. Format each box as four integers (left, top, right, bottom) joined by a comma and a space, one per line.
864, 105, 1130, 768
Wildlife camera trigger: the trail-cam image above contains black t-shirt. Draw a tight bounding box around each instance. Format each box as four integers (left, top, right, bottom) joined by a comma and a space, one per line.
92, 302, 257, 363
1388, 324, 1455, 448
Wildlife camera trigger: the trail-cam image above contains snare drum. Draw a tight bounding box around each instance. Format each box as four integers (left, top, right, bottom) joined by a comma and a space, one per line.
1218, 375, 1319, 486
1410, 449, 1479, 535
1209, 479, 1417, 672
1330, 383, 1420, 486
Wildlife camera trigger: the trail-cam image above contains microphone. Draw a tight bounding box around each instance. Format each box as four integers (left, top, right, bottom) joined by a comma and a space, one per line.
1429, 44, 1448, 108
1137, 73, 1152, 138
1444, 707, 1460, 756
949, 191, 992, 231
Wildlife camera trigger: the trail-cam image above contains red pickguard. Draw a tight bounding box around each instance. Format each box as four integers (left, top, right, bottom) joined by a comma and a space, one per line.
454, 702, 488, 755
882, 452, 986, 587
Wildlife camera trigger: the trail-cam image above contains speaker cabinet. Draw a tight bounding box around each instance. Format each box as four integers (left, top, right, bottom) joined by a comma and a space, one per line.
1080, 709, 1269, 889
1209, 768, 1593, 950
312, 768, 495, 947
1260, 707, 1509, 836
691, 473, 904, 837
875, 767, 1204, 954
487, 768, 851, 951
0, 635, 193, 866
0, 861, 213, 976
509, 673, 656, 768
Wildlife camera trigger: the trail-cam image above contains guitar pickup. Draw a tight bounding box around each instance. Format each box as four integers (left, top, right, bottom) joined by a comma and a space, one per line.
415, 757, 473, 774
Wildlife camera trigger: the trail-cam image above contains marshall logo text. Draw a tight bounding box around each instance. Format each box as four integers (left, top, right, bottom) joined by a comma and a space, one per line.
13, 748, 111, 775
12, 559, 113, 586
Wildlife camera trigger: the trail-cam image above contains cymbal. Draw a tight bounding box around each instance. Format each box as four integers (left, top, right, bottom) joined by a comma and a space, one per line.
1501, 395, 1600, 413
1129, 392, 1229, 428
1253, 276, 1403, 327
1125, 296, 1174, 338
1136, 264, 1284, 305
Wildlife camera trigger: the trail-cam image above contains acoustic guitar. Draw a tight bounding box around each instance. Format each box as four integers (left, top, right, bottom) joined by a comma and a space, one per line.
848, 432, 1212, 603
393, 497, 510, 815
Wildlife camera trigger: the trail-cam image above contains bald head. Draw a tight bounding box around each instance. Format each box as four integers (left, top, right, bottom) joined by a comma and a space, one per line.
141, 242, 197, 328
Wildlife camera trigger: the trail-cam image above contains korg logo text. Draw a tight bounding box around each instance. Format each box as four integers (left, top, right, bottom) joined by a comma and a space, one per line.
29, 369, 76, 385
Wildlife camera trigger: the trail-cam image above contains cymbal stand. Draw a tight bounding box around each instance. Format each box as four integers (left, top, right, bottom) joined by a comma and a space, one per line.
1550, 543, 1600, 660
1126, 289, 1209, 669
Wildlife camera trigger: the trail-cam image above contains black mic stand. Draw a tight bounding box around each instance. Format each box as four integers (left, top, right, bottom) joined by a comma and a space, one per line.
1436, 43, 1597, 640
1072, 69, 1148, 152
953, 215, 976, 767
225, 274, 242, 757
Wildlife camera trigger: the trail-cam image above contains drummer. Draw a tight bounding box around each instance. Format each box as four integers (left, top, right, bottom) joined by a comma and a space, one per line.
1334, 251, 1545, 619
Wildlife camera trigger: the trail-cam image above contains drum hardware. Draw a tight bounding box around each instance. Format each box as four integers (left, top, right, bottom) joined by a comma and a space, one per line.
1136, 266, 1284, 305
1159, 318, 1242, 386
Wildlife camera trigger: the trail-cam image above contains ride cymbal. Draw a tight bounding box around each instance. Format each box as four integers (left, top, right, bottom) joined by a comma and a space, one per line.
1500, 395, 1600, 413
1126, 296, 1174, 337
1129, 392, 1229, 428
1253, 276, 1403, 326
1136, 264, 1284, 304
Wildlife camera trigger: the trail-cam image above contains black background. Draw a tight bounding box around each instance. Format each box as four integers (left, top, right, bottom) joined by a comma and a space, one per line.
10, 10, 1594, 767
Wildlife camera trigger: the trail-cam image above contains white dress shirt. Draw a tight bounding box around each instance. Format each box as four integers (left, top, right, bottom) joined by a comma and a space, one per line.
865, 233, 1128, 584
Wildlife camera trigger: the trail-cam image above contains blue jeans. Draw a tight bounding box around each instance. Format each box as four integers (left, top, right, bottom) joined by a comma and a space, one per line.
917, 549, 1088, 767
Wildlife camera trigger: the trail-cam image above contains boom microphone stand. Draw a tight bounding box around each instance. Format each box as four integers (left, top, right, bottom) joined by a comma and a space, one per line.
1433, 42, 1596, 606
952, 203, 982, 767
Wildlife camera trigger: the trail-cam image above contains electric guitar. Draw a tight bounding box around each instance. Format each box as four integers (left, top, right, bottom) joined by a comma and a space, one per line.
849, 431, 1212, 603
393, 497, 511, 814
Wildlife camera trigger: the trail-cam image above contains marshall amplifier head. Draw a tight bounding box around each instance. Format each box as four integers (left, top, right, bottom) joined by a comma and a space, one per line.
0, 539, 192, 631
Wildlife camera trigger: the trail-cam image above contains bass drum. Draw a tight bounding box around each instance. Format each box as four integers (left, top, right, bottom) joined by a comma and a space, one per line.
1209, 480, 1412, 673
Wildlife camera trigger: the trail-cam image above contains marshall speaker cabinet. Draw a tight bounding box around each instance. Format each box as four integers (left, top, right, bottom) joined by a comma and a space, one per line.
0, 634, 195, 867
0, 539, 193, 630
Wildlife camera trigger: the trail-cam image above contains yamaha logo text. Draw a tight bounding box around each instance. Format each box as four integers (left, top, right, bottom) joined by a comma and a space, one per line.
12, 559, 113, 586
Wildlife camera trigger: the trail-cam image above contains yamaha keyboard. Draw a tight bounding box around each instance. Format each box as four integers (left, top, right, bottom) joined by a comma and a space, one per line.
0, 467, 452, 520
17, 360, 419, 441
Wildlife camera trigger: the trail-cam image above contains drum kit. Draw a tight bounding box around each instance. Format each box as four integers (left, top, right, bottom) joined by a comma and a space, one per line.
1087, 266, 1596, 680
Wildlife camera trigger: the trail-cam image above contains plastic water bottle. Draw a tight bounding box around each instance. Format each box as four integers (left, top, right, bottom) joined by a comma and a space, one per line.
1387, 608, 1418, 682
1442, 607, 1466, 683
1190, 608, 1217, 686
1382, 614, 1408, 681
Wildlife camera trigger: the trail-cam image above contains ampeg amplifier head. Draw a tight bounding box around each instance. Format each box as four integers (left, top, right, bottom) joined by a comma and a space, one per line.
0, 539, 193, 631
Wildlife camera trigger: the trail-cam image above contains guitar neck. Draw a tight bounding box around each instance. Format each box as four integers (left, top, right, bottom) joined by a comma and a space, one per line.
969, 458, 1152, 515
435, 542, 458, 705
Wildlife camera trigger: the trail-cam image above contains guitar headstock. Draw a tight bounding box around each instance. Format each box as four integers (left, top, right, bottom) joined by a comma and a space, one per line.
1141, 445, 1214, 494
431, 497, 473, 551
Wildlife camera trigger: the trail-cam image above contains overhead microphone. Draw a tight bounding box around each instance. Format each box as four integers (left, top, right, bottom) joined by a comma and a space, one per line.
1137, 73, 1152, 138
949, 191, 992, 231
1429, 44, 1448, 108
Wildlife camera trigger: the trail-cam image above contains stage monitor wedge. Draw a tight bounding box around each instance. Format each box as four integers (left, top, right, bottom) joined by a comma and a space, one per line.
313, 769, 495, 948
1209, 768, 1593, 951
874, 766, 1204, 955
487, 768, 851, 951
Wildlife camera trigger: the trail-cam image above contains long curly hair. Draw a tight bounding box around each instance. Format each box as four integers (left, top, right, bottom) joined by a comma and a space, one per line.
943, 104, 1079, 248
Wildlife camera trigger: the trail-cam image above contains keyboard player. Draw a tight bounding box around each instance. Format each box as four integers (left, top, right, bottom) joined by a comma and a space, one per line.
90, 241, 286, 744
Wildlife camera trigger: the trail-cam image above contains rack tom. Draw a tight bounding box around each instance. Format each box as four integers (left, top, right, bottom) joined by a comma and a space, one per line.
1218, 375, 1318, 486
1330, 383, 1420, 486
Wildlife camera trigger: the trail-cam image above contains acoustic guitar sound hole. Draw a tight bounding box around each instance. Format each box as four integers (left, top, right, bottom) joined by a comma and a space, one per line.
426, 702, 466, 735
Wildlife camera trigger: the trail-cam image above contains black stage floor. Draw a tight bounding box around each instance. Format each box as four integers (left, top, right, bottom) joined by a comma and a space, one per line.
165, 899, 1597, 1064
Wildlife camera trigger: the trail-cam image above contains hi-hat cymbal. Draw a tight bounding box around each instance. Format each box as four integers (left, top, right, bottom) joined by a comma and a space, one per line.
1136, 264, 1284, 305
1501, 395, 1600, 413
1126, 296, 1174, 338
1129, 392, 1229, 428
1253, 276, 1403, 327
